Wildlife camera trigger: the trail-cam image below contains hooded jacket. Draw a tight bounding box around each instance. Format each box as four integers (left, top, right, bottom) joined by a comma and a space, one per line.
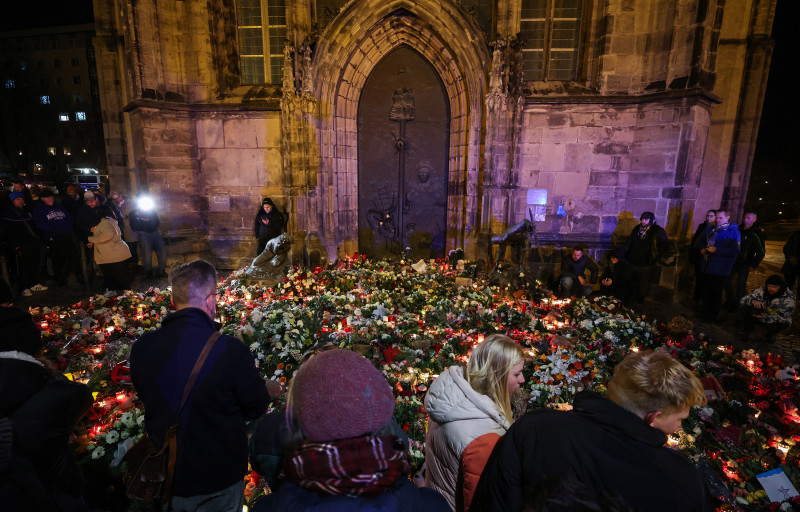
740, 280, 796, 326
424, 366, 510, 511
87, 217, 131, 264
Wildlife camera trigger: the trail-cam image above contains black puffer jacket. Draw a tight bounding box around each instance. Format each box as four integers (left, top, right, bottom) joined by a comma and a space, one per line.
0, 307, 92, 510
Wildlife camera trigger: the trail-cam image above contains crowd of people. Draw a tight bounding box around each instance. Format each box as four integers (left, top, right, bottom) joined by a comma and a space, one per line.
555, 209, 796, 347
0, 181, 166, 298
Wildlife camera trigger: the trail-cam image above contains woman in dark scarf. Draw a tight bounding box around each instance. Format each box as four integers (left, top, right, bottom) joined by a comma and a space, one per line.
254, 197, 285, 255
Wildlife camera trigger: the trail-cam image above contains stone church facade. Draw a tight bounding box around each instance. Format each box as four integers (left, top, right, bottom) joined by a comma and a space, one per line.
93, 0, 776, 271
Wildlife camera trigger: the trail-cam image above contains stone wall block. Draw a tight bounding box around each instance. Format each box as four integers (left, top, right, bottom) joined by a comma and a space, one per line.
564, 143, 593, 172
661, 186, 683, 199
589, 171, 619, 186
542, 127, 580, 144
630, 154, 669, 173
538, 143, 565, 172
587, 185, 616, 200
196, 118, 224, 149
627, 171, 674, 187
626, 187, 660, 199
590, 153, 613, 171
555, 172, 590, 197
223, 118, 264, 148
578, 126, 607, 143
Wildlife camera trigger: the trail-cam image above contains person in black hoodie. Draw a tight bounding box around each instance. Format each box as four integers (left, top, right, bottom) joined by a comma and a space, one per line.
254, 197, 286, 255
471, 350, 709, 512
0, 278, 93, 511
1, 192, 48, 297
690, 210, 716, 302
624, 212, 669, 303
600, 247, 635, 304
725, 212, 765, 309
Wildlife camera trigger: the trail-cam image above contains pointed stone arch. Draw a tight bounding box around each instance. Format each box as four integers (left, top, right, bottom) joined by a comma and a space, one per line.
308, 1, 491, 258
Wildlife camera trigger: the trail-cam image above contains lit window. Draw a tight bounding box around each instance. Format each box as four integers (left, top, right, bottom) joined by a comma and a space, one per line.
75, 111, 86, 121
236, 0, 286, 84
520, 0, 584, 81
64, 147, 71, 156
40, 95, 50, 104
48, 147, 56, 155
59, 113, 70, 122
4, 79, 14, 88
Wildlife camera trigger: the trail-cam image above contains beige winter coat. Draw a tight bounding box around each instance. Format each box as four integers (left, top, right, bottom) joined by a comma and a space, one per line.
88, 217, 131, 264
424, 365, 511, 511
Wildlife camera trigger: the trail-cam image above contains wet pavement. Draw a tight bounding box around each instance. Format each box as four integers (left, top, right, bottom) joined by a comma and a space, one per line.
11, 239, 799, 363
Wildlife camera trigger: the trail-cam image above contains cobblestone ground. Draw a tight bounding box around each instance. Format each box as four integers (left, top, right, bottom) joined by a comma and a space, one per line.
636, 239, 800, 364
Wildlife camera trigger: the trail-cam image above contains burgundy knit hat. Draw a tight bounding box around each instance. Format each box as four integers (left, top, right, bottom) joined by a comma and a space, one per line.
293, 349, 395, 442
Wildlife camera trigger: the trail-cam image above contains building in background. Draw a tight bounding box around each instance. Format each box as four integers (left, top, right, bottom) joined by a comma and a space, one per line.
0, 24, 105, 185
93, 0, 776, 276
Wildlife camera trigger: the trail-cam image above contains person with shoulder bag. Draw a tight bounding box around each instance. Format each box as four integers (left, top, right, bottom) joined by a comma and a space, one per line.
129, 260, 283, 511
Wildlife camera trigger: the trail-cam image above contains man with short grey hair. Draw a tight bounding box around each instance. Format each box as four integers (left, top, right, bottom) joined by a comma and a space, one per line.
130, 259, 282, 511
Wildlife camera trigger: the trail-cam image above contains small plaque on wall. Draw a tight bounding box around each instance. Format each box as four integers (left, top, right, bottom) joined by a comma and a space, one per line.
209, 195, 231, 212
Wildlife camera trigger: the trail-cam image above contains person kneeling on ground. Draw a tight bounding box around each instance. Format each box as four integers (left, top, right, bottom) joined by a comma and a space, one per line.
739, 274, 796, 344
599, 247, 635, 305
253, 348, 449, 512
557, 244, 598, 299
470, 349, 710, 512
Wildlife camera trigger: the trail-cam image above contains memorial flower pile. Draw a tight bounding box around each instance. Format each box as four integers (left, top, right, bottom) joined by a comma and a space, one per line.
25, 256, 800, 510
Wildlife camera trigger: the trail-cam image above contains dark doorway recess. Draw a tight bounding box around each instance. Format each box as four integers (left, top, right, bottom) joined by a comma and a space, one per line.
358, 46, 450, 259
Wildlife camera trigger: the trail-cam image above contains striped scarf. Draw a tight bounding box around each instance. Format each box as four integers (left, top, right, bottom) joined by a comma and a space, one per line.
284, 435, 410, 498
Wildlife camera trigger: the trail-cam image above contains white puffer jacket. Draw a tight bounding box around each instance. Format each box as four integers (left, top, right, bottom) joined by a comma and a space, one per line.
424, 365, 510, 511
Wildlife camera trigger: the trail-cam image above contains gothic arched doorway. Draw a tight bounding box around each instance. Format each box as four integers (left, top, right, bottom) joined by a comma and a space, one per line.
357, 46, 450, 259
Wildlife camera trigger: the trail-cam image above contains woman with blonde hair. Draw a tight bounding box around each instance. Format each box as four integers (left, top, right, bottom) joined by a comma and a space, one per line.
424, 334, 526, 511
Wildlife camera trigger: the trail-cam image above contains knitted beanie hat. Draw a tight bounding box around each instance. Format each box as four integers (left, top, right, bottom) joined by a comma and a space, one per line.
293, 349, 395, 442
766, 274, 786, 287
8, 192, 23, 201
262, 197, 275, 207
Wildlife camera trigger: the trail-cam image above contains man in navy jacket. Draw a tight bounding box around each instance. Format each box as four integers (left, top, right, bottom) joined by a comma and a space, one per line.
696, 209, 741, 323
130, 260, 282, 511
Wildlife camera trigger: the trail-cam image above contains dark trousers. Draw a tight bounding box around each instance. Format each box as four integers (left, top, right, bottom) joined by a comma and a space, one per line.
630, 264, 654, 302
98, 261, 131, 291
701, 274, 728, 322
786, 264, 800, 295
741, 305, 790, 343
47, 237, 82, 286
727, 262, 751, 307
13, 242, 42, 291
693, 261, 705, 300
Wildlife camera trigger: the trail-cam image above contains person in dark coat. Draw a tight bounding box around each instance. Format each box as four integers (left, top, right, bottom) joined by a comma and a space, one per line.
33, 189, 81, 287
253, 349, 449, 512
784, 229, 800, 296
599, 247, 635, 304
130, 260, 282, 511
61, 185, 84, 218
254, 197, 285, 255
1, 192, 48, 296
129, 197, 166, 278
470, 350, 710, 512
0, 279, 93, 511
725, 211, 765, 309
695, 209, 740, 323
557, 244, 598, 298
689, 210, 716, 302
73, 191, 102, 244
623, 212, 669, 303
